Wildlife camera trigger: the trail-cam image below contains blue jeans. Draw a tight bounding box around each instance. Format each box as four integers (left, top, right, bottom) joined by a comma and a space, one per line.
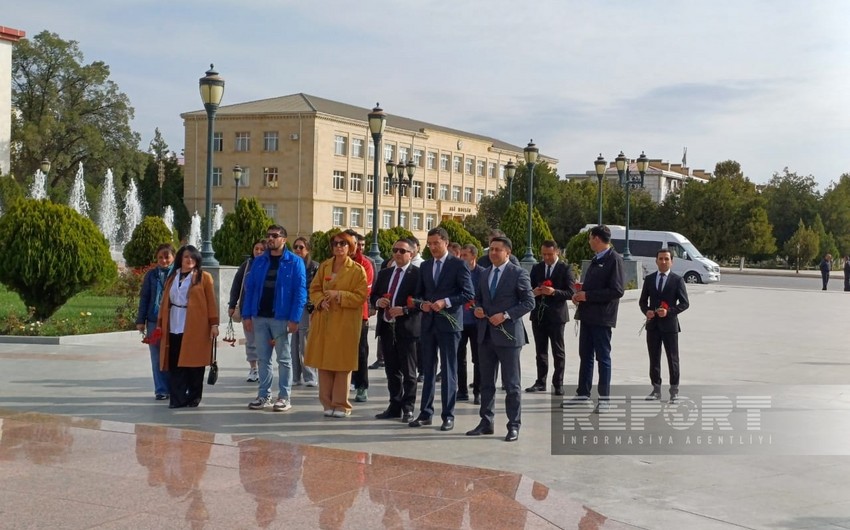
577, 323, 612, 399
253, 317, 292, 400
290, 316, 317, 384
146, 321, 170, 396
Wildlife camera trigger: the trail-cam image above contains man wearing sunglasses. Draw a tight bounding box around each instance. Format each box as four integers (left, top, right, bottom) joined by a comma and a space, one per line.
241, 225, 307, 413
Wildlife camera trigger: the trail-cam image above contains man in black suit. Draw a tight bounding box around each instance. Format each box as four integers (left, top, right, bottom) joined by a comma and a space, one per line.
467, 237, 534, 442
569, 225, 625, 413
477, 229, 521, 268
457, 244, 485, 404
409, 227, 474, 431
638, 249, 689, 402
527, 239, 575, 396
371, 239, 421, 422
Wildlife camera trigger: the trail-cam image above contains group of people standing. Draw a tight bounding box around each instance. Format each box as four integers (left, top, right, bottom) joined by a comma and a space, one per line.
137, 223, 691, 439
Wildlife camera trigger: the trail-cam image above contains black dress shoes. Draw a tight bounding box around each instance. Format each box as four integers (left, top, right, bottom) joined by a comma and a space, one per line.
368, 360, 385, 369
457, 394, 469, 402
465, 423, 494, 436
505, 428, 519, 442
473, 394, 481, 405
401, 412, 414, 423
375, 409, 401, 420
440, 419, 454, 431
408, 416, 433, 427
554, 387, 564, 396
525, 382, 546, 393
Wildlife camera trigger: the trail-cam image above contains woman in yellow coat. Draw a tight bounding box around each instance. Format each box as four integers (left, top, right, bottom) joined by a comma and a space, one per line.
305, 232, 368, 418
158, 245, 220, 409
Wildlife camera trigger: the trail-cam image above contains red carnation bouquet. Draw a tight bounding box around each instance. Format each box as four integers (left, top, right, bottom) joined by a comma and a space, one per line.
536, 279, 554, 321
466, 299, 514, 341
222, 319, 237, 347
141, 327, 162, 345
639, 301, 669, 335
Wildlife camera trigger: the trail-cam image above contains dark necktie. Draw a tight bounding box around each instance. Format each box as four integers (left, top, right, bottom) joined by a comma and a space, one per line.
657, 272, 666, 292
433, 259, 442, 283
490, 267, 500, 299
385, 267, 403, 321
546, 264, 552, 279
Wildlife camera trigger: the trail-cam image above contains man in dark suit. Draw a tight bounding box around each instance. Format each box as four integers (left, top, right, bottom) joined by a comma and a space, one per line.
409, 227, 474, 431
569, 225, 625, 413
527, 239, 575, 396
467, 236, 534, 442
477, 229, 521, 268
371, 239, 421, 422
457, 244, 486, 404
638, 249, 689, 402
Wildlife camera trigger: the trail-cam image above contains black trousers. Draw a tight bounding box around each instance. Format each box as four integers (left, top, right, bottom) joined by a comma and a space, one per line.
168, 333, 205, 408
379, 327, 418, 414
457, 324, 478, 396
352, 321, 370, 390
478, 330, 522, 430
646, 329, 680, 387
530, 320, 566, 388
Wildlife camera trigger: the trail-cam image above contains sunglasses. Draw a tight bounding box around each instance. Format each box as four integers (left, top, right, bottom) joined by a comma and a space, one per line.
293, 245, 306, 250
332, 241, 348, 247
391, 248, 409, 254
267, 233, 283, 239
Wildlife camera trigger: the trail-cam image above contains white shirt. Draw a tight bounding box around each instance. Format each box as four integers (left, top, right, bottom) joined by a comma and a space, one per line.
168, 271, 192, 334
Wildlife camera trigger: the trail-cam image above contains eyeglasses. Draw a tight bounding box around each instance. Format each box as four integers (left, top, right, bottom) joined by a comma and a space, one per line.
391, 248, 409, 254
332, 241, 348, 247
293, 245, 305, 250
266, 233, 283, 239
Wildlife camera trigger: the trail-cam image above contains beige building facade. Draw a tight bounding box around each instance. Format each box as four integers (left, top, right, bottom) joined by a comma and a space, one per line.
0, 26, 25, 176
181, 93, 557, 240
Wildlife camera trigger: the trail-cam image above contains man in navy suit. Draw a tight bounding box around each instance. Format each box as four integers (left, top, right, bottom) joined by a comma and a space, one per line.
638, 249, 689, 402
467, 237, 534, 442
527, 239, 575, 396
457, 244, 486, 404
409, 227, 474, 431
371, 238, 421, 422
569, 225, 624, 413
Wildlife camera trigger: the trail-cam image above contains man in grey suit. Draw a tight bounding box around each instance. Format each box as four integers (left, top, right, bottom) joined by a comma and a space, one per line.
467, 237, 535, 442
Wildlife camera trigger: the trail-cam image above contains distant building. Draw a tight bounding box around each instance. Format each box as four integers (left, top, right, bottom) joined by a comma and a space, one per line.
0, 26, 25, 177
565, 159, 711, 203
181, 93, 557, 239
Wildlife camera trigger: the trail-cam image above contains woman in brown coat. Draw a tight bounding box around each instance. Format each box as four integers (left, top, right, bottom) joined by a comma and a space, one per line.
158, 245, 219, 408
305, 232, 368, 418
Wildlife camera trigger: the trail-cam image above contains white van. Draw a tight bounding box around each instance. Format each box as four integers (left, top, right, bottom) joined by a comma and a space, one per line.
581, 225, 720, 283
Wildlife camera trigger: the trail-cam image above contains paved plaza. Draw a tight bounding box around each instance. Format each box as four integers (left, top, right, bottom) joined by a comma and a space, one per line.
1, 282, 850, 529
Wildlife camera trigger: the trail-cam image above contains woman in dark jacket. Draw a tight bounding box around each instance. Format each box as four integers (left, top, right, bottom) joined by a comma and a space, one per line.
291, 237, 319, 386
136, 243, 176, 400
228, 240, 266, 382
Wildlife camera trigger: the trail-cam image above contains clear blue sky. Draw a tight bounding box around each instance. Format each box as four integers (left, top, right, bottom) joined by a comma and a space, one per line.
7, 0, 850, 188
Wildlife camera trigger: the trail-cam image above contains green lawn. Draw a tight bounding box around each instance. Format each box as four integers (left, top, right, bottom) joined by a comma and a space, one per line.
0, 285, 130, 336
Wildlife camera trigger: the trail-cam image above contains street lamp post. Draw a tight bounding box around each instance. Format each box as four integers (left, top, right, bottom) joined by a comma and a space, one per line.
387, 158, 415, 227
232, 164, 243, 207
614, 151, 649, 260
367, 104, 387, 269
40, 158, 51, 175
157, 160, 165, 214
593, 154, 607, 226
505, 159, 516, 207
521, 140, 539, 264
198, 64, 225, 267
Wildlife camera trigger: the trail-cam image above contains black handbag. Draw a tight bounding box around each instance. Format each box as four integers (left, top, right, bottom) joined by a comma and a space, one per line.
207, 340, 218, 385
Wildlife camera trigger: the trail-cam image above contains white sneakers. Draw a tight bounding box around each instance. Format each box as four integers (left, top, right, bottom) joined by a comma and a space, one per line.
247, 368, 259, 383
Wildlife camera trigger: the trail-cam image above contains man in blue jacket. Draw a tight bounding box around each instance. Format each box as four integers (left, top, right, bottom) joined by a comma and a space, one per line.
242, 225, 307, 413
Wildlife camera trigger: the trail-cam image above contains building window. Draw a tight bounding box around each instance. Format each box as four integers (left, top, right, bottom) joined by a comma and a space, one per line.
464, 187, 472, 202
453, 156, 462, 172
368, 139, 375, 160
439, 184, 449, 200
213, 132, 223, 152
465, 158, 473, 175
383, 176, 392, 195
366, 210, 374, 229
239, 167, 250, 187
334, 135, 347, 156
235, 132, 251, 152
477, 160, 485, 176
412, 180, 422, 199
333, 170, 345, 190
426, 182, 436, 200
399, 212, 408, 228
384, 144, 395, 163
332, 207, 345, 226
476, 189, 483, 203
427, 151, 436, 170
440, 154, 450, 171
264, 132, 279, 152
452, 186, 461, 201
263, 203, 277, 220
352, 138, 364, 158
488, 162, 496, 178
488, 190, 496, 197
212, 167, 222, 187
426, 214, 436, 230
382, 211, 392, 229
366, 174, 374, 194
349, 172, 363, 192
399, 146, 409, 162
500, 165, 506, 180
350, 208, 362, 227
414, 149, 424, 166
412, 213, 422, 230
264, 167, 279, 188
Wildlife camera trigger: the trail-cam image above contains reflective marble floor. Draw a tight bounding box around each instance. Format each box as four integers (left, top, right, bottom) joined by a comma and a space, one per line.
0, 409, 629, 529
